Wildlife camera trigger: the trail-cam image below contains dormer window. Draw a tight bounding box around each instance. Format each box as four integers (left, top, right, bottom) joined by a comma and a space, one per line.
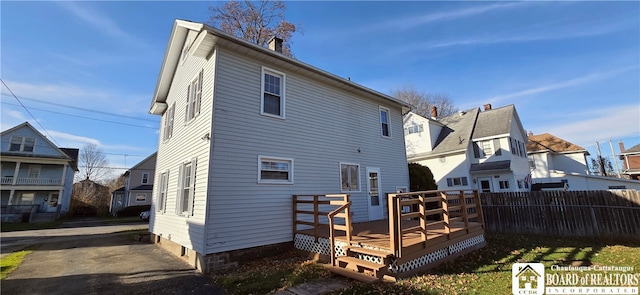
9, 136, 35, 152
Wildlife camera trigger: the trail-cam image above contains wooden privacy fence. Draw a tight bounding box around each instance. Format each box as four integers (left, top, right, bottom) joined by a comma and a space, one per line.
481, 190, 640, 239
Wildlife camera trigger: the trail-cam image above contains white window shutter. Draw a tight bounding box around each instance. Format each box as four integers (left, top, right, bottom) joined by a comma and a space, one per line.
188, 157, 197, 216
175, 164, 184, 215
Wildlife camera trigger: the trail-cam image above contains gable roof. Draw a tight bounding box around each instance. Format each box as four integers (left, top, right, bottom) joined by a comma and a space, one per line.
430, 108, 480, 155
620, 143, 640, 155
1, 122, 73, 161
60, 148, 80, 171
526, 133, 588, 155
129, 152, 157, 171
472, 104, 525, 140
150, 20, 412, 115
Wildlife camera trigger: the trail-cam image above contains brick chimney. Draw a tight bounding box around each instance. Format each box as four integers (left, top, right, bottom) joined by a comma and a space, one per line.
619, 140, 625, 153
268, 37, 283, 53
431, 106, 438, 119
483, 103, 492, 111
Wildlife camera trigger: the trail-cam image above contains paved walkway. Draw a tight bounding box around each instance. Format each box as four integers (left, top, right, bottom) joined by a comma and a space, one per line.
2, 224, 225, 295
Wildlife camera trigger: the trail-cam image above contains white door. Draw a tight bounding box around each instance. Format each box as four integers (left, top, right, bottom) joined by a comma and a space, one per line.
478, 177, 493, 193
367, 167, 384, 220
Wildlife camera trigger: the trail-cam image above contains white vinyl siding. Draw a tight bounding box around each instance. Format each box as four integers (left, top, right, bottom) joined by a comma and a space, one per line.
202, 48, 409, 254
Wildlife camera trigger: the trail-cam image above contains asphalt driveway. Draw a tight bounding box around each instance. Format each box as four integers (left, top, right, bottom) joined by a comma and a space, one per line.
2, 224, 225, 295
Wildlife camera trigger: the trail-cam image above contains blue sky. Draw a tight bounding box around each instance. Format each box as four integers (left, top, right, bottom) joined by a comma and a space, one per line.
2, 1, 639, 178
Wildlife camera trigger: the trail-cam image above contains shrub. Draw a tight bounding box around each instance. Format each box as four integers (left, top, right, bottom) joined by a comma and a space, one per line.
116, 205, 151, 217
408, 163, 437, 191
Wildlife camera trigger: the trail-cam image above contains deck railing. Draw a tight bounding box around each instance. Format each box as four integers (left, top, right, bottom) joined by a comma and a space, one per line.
292, 194, 351, 240
387, 189, 483, 258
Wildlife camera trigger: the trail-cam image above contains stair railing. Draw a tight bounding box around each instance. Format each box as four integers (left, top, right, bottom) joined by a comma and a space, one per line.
327, 194, 352, 266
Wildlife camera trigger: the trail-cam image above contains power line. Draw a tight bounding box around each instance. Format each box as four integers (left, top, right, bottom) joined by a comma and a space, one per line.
1, 101, 157, 130
1, 79, 61, 146
0, 93, 157, 123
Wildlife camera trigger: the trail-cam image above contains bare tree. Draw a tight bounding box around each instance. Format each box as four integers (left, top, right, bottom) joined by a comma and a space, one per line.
590, 156, 615, 177
76, 143, 110, 182
391, 85, 459, 119
207, 0, 299, 57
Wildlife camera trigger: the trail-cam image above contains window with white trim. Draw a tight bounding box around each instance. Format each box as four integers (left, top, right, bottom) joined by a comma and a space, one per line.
176, 158, 196, 216
186, 69, 203, 121
499, 180, 510, 190
258, 156, 293, 184
28, 165, 41, 178
340, 163, 360, 192
261, 67, 285, 118
446, 177, 468, 187
380, 107, 391, 137
404, 124, 423, 135
141, 172, 149, 184
157, 170, 169, 212
9, 136, 35, 152
163, 103, 175, 141
136, 193, 147, 202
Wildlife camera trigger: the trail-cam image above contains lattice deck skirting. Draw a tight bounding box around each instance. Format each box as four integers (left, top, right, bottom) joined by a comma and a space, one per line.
294, 233, 485, 275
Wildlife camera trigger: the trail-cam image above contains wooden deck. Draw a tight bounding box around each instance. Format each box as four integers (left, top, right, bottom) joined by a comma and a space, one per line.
293, 190, 486, 281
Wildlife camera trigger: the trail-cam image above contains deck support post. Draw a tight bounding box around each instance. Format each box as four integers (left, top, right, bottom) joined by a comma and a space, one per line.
460, 190, 470, 234
441, 192, 450, 240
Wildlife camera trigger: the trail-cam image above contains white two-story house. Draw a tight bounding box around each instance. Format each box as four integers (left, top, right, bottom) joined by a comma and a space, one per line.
404, 104, 531, 192
1, 122, 78, 222
148, 20, 411, 272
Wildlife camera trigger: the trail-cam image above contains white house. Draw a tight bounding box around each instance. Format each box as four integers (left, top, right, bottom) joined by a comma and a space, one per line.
527, 133, 640, 191
405, 104, 531, 192
1, 122, 78, 222
148, 20, 411, 272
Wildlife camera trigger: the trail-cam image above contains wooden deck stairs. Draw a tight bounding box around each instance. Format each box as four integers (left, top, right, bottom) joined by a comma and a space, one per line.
326, 246, 392, 282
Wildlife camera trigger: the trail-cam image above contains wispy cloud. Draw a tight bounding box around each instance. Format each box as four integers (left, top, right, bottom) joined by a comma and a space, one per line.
48, 130, 102, 147
56, 2, 147, 48
384, 2, 528, 30
485, 67, 639, 104
536, 105, 640, 149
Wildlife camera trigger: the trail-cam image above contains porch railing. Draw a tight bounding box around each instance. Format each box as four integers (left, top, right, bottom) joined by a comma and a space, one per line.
1, 177, 62, 185
387, 190, 484, 258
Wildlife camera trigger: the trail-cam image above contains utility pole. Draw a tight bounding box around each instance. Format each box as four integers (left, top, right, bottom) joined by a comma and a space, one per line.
609, 138, 621, 178
595, 141, 606, 176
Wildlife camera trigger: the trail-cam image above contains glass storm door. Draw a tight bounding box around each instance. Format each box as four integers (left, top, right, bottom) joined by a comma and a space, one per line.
367, 167, 384, 220
478, 177, 493, 193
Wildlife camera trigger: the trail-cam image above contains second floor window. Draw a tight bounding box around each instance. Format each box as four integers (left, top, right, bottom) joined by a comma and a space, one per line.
9, 136, 35, 152
141, 172, 149, 184
186, 69, 203, 122
163, 103, 175, 141
380, 107, 391, 137
261, 67, 285, 118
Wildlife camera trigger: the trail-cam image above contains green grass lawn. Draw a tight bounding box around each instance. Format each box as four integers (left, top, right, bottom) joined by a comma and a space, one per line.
213, 233, 640, 295
0, 250, 32, 280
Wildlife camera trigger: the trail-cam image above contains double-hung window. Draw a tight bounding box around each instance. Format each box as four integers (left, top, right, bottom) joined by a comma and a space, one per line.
340, 163, 360, 192
186, 69, 203, 122
141, 172, 149, 184
9, 136, 35, 152
261, 67, 285, 118
446, 177, 468, 187
258, 156, 293, 184
163, 103, 175, 141
157, 170, 169, 212
176, 158, 197, 216
379, 107, 391, 137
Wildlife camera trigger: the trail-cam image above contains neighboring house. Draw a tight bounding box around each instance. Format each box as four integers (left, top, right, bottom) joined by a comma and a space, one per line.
72, 178, 111, 215
0, 122, 78, 222
619, 142, 640, 180
148, 20, 411, 272
404, 104, 531, 193
526, 133, 640, 191
110, 152, 156, 214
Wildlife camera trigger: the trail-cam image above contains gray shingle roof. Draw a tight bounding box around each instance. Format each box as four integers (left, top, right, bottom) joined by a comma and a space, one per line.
472, 105, 515, 139
430, 108, 480, 155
